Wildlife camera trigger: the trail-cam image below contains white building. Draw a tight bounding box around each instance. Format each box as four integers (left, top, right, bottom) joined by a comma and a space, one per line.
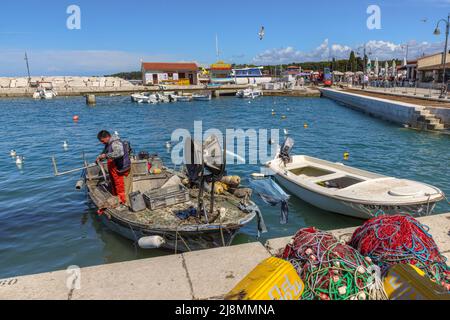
141, 62, 199, 85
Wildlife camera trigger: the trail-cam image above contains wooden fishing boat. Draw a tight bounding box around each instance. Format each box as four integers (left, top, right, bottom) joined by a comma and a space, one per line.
266, 138, 445, 219
56, 136, 263, 252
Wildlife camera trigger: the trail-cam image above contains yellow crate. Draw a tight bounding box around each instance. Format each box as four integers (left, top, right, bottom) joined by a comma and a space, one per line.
177, 79, 190, 86
225, 257, 304, 300
383, 264, 450, 300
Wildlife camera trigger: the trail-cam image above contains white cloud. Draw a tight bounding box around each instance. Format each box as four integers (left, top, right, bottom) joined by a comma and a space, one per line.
0, 49, 180, 76
253, 39, 446, 64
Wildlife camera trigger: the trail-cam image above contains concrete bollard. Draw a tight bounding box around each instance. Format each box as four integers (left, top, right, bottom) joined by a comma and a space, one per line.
86, 94, 96, 105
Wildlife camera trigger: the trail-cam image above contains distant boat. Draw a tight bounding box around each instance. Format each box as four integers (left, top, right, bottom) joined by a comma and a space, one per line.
131, 93, 158, 104
266, 142, 445, 219
33, 88, 57, 99
236, 88, 263, 99
192, 93, 212, 101
173, 95, 192, 102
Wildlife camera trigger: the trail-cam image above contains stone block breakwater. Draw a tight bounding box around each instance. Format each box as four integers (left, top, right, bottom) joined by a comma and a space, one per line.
0, 76, 138, 97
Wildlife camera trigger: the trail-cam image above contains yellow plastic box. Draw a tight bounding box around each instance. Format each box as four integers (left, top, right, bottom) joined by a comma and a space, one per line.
225, 257, 304, 300
383, 264, 450, 300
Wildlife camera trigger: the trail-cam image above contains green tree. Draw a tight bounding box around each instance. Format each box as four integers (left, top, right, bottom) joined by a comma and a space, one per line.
349, 51, 357, 72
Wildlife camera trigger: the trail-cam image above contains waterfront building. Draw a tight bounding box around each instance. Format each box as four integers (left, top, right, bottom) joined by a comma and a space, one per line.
416, 52, 450, 88
209, 61, 234, 85
141, 62, 198, 85
231, 66, 272, 85
282, 65, 302, 82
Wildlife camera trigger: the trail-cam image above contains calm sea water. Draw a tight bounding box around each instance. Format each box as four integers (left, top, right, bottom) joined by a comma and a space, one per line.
0, 95, 449, 278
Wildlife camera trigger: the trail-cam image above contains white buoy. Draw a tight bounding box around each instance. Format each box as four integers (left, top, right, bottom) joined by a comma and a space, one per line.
10, 150, 17, 157
15, 155, 23, 165
63, 141, 68, 149
165, 141, 172, 149
138, 236, 165, 249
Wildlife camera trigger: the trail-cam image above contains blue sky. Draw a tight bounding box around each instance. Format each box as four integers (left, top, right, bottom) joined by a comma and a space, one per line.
0, 0, 448, 75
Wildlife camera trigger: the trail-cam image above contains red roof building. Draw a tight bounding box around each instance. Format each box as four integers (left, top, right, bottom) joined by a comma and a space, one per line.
141, 62, 199, 85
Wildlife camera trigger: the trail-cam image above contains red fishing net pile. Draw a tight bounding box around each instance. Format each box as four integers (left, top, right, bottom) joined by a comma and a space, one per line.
349, 215, 450, 290
280, 227, 380, 300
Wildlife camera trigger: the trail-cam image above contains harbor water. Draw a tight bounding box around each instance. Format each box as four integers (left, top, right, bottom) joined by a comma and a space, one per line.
1, 95, 449, 278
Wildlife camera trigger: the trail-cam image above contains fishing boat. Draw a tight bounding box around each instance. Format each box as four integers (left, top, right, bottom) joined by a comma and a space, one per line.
192, 92, 212, 101
266, 138, 445, 219
53, 135, 263, 252
236, 88, 263, 99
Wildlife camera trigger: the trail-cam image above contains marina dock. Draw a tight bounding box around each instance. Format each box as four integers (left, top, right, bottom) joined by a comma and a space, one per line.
321, 87, 450, 131
1, 212, 449, 300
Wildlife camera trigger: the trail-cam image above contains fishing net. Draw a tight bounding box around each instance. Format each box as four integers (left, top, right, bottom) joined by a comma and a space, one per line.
249, 178, 289, 224
349, 215, 450, 291
280, 227, 387, 300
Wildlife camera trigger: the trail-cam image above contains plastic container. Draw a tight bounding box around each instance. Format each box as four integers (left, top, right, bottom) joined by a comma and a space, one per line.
225, 257, 304, 300
383, 264, 450, 300
129, 191, 147, 212
143, 184, 189, 210
132, 160, 149, 176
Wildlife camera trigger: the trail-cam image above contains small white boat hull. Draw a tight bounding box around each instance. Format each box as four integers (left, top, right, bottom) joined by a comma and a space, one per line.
33, 88, 57, 99
273, 172, 436, 219
192, 94, 212, 101
267, 155, 444, 219
236, 89, 263, 99
174, 95, 192, 102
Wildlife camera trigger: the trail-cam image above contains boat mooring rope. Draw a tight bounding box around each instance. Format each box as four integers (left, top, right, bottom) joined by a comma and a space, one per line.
349, 215, 450, 291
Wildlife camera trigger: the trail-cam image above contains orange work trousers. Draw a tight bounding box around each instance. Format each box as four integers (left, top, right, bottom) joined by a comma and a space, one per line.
107, 159, 130, 204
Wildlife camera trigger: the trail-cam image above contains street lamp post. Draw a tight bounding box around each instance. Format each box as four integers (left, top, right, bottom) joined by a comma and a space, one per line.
434, 14, 450, 98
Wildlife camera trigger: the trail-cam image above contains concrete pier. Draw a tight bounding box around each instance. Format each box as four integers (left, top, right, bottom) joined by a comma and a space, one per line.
321, 87, 450, 130
1, 213, 449, 300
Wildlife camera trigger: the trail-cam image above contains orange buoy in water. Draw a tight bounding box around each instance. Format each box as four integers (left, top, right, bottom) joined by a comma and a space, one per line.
73, 115, 79, 121
303, 123, 308, 128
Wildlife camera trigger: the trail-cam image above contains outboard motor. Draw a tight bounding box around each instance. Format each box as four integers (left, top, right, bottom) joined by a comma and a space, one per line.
279, 137, 294, 164
184, 135, 226, 222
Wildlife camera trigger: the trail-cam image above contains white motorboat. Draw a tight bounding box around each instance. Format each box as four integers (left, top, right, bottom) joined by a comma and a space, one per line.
33, 88, 57, 99
131, 93, 158, 104
173, 95, 192, 102
156, 93, 170, 103
236, 88, 263, 99
265, 138, 445, 219
192, 93, 212, 101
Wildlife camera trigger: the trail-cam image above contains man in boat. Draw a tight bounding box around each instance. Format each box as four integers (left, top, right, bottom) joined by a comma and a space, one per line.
96, 130, 132, 205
